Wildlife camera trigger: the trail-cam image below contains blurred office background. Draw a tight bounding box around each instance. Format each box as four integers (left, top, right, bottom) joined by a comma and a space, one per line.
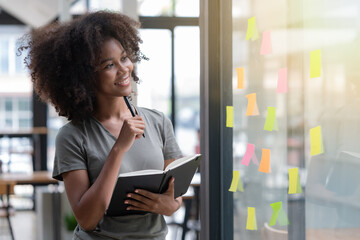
0, 0, 199, 239
1, 0, 360, 240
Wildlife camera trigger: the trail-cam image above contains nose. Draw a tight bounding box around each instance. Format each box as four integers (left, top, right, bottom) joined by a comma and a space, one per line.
116, 62, 127, 74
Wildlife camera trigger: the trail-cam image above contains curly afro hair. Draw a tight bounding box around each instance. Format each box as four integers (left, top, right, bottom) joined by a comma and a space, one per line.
18, 11, 147, 123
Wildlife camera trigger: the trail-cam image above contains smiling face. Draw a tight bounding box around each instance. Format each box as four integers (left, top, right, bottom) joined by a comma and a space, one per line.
94, 38, 134, 98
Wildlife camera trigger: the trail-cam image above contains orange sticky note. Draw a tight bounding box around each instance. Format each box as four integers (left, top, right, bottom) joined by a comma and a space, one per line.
226, 106, 233, 128
245, 93, 259, 116
310, 125, 324, 156
288, 167, 302, 194
258, 148, 271, 173
246, 207, 258, 230
310, 49, 321, 78
260, 31, 272, 55
236, 67, 244, 89
277, 68, 288, 93
246, 17, 259, 41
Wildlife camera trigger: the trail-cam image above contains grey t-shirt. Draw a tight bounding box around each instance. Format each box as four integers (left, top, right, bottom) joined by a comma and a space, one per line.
53, 107, 182, 240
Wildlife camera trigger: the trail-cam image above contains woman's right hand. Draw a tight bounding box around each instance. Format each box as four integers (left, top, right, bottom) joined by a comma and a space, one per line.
116, 115, 145, 152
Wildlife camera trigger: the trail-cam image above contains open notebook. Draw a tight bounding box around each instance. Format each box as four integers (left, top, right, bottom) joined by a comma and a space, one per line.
106, 154, 202, 216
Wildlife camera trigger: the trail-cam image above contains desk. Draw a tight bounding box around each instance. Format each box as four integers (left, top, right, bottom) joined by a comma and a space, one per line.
178, 173, 201, 240
0, 127, 48, 172
0, 171, 58, 240
0, 171, 57, 185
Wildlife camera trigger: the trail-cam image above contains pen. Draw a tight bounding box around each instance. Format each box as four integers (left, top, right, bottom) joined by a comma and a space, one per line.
123, 96, 145, 138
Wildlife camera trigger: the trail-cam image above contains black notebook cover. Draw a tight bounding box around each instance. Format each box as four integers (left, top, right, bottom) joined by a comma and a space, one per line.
105, 154, 201, 216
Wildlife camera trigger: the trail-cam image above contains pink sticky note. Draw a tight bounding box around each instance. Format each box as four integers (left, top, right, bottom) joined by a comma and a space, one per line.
277, 68, 288, 93
251, 152, 259, 166
260, 31, 272, 55
241, 143, 255, 166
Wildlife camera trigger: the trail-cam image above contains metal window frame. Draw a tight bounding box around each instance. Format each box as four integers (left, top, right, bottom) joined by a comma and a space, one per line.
139, 16, 198, 128
200, 0, 233, 239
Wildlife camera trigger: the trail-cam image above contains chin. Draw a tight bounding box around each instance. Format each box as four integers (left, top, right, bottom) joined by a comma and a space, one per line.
122, 88, 132, 97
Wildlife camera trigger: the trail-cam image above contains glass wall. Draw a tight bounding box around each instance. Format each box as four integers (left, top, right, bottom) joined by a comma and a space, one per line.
231, 0, 360, 239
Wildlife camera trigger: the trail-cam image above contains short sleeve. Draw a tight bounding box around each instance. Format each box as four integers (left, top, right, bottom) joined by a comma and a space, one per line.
52, 124, 87, 181
161, 114, 183, 160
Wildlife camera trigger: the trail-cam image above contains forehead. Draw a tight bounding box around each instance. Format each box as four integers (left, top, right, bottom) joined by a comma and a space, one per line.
100, 38, 125, 57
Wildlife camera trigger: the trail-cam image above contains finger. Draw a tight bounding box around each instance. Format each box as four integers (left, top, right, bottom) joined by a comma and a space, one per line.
134, 189, 157, 200
126, 205, 149, 212
127, 193, 151, 205
165, 177, 175, 195
125, 199, 148, 209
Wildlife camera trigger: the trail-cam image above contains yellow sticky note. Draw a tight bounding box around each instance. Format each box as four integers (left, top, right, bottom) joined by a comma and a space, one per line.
245, 93, 259, 116
226, 106, 233, 128
229, 170, 240, 192
264, 107, 278, 131
246, 17, 259, 41
246, 207, 258, 230
258, 148, 271, 173
237, 175, 244, 192
288, 167, 302, 194
310, 49, 321, 78
310, 125, 324, 156
236, 67, 244, 89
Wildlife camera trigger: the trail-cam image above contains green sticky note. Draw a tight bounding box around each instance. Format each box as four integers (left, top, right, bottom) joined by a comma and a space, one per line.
246, 207, 257, 230
226, 106, 233, 128
270, 202, 290, 226
228, 170, 240, 192
310, 49, 321, 78
269, 202, 281, 226
310, 125, 324, 156
278, 207, 290, 226
264, 107, 278, 131
246, 17, 259, 41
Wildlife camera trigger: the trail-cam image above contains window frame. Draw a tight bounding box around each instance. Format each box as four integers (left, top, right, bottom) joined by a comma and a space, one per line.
139, 16, 199, 128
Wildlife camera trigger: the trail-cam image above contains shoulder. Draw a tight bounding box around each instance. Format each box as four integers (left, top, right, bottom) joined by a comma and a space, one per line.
136, 107, 168, 124
55, 121, 88, 144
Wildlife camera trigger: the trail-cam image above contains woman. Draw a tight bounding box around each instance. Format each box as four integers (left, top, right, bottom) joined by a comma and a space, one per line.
20, 11, 183, 239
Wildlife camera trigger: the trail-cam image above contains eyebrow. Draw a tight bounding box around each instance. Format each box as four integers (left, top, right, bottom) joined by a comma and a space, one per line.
99, 50, 127, 65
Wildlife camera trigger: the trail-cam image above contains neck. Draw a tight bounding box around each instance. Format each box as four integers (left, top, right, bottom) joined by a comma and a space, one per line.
94, 95, 130, 121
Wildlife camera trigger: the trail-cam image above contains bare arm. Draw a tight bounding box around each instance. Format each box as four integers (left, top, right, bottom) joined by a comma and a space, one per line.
62, 116, 145, 231
163, 158, 175, 170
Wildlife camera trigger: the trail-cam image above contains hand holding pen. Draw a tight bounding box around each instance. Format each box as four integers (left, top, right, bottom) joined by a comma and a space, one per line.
123, 96, 145, 138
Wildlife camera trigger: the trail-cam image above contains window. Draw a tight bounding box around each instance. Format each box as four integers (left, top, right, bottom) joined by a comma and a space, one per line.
174, 26, 200, 155
137, 29, 172, 116
230, 0, 360, 239
137, 4, 200, 156
0, 97, 32, 130
0, 38, 9, 73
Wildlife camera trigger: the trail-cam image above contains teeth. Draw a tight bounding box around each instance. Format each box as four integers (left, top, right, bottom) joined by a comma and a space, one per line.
115, 79, 129, 85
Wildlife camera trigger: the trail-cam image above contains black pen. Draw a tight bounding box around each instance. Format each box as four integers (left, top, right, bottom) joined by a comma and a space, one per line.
123, 96, 145, 138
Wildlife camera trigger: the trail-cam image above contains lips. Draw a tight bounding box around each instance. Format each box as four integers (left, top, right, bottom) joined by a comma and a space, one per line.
114, 75, 130, 86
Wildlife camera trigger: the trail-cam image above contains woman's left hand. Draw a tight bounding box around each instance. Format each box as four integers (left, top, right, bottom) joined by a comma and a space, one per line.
125, 177, 182, 216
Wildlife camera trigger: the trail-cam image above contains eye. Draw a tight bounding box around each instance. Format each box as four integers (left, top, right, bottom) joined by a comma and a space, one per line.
121, 56, 128, 62
104, 63, 114, 69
